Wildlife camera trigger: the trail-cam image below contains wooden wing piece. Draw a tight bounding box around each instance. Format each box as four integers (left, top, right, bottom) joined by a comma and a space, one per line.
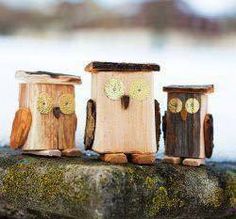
155, 100, 161, 151
10, 108, 32, 149
162, 111, 167, 143
84, 99, 96, 150
204, 114, 214, 158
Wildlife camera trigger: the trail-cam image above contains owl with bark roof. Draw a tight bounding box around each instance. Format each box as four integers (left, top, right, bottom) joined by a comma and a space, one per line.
84, 62, 161, 164
10, 71, 82, 157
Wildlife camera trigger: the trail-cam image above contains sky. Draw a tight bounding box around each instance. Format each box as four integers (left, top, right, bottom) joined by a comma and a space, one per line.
0, 0, 235, 17
185, 0, 236, 17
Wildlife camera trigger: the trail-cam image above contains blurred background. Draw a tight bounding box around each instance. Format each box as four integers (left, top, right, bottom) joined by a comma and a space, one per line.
0, 0, 235, 161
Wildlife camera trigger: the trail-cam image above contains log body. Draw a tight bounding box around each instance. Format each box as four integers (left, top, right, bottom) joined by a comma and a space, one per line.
165, 93, 208, 158
19, 83, 77, 151
91, 72, 156, 154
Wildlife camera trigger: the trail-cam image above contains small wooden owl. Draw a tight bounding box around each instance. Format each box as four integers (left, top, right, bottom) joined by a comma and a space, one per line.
10, 71, 82, 157
162, 85, 214, 166
84, 62, 160, 164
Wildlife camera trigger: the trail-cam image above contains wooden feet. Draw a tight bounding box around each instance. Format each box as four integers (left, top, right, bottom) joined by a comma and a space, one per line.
183, 158, 205, 167
23, 148, 82, 157
101, 153, 128, 164
131, 153, 156, 165
100, 153, 156, 165
163, 156, 205, 166
163, 156, 182, 165
23, 150, 62, 157
62, 148, 82, 157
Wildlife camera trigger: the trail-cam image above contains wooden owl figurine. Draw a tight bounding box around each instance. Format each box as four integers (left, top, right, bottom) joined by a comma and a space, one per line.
10, 71, 82, 157
162, 85, 214, 166
84, 62, 161, 164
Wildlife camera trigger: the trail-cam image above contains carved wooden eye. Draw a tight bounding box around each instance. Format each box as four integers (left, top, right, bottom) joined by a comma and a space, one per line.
37, 92, 53, 114
185, 98, 200, 114
59, 94, 75, 115
168, 98, 182, 113
129, 79, 150, 101
104, 78, 125, 100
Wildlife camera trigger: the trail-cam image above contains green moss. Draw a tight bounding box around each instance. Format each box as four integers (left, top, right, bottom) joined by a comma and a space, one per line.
1, 163, 65, 205
225, 170, 236, 208
0, 160, 95, 217
123, 165, 183, 218
149, 186, 169, 216
146, 185, 184, 217
145, 177, 160, 190
0, 149, 234, 218
181, 168, 225, 208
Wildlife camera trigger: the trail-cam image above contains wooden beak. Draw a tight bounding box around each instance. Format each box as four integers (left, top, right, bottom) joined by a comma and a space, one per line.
180, 109, 188, 121
53, 107, 62, 119
121, 95, 130, 110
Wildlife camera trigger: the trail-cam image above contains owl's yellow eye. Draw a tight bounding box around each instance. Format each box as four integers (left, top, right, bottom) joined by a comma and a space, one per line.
59, 94, 75, 115
129, 79, 150, 101
104, 78, 125, 100
37, 92, 53, 114
185, 98, 200, 114
168, 98, 182, 113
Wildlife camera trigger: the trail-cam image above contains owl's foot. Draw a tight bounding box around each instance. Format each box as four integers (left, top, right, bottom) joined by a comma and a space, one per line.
62, 148, 82, 157
23, 150, 62, 157
101, 153, 128, 164
163, 156, 182, 165
131, 153, 156, 165
183, 158, 205, 167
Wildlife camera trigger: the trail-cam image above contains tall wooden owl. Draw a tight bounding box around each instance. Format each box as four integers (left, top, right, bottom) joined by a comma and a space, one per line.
162, 85, 214, 166
10, 71, 82, 157
84, 62, 160, 164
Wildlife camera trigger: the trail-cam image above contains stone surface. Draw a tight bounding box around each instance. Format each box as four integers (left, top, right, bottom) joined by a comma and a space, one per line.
0, 147, 234, 219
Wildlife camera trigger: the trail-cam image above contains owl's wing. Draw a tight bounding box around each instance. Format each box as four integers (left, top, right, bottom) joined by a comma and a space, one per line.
10, 108, 32, 149
74, 114, 77, 131
162, 111, 167, 143
155, 100, 161, 151
84, 99, 96, 150
204, 114, 214, 158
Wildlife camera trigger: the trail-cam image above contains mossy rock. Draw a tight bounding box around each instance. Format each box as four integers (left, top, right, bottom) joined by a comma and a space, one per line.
0, 147, 235, 219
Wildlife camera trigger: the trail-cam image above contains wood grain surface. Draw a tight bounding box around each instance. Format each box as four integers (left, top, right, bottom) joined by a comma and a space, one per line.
16, 71, 82, 85
91, 72, 157, 154
204, 114, 214, 158
84, 99, 96, 150
165, 93, 207, 158
19, 83, 77, 151
155, 99, 161, 151
10, 108, 32, 149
